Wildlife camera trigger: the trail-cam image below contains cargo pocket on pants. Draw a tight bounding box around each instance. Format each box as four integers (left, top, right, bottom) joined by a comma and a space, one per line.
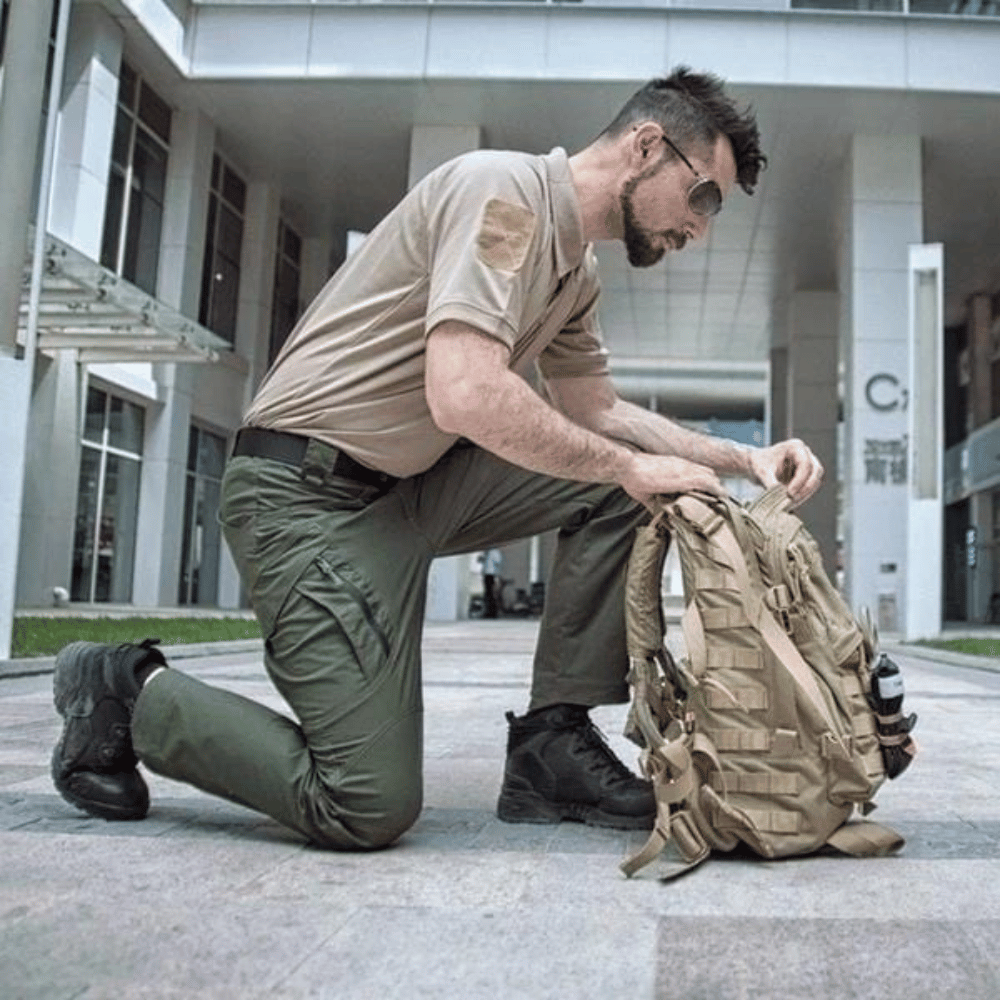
292, 551, 393, 685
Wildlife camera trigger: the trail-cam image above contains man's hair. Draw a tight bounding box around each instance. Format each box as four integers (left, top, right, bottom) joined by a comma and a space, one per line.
601, 67, 767, 195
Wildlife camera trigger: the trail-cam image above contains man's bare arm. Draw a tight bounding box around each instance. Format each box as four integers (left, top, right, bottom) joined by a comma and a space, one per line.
547, 372, 824, 503
424, 322, 727, 506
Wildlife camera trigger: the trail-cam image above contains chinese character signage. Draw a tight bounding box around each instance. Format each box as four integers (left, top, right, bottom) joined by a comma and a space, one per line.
864, 437, 908, 485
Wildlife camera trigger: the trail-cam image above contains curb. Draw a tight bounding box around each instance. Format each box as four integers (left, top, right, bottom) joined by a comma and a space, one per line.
4, 635, 997, 680
884, 639, 1000, 676
0, 638, 264, 680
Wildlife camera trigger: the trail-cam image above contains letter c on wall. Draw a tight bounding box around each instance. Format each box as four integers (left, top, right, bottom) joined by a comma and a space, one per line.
865, 373, 908, 412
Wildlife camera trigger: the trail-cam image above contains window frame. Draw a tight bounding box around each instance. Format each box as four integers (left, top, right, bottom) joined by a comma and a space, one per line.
72, 386, 145, 605
178, 424, 227, 606
99, 60, 172, 296
199, 153, 247, 346
268, 217, 303, 365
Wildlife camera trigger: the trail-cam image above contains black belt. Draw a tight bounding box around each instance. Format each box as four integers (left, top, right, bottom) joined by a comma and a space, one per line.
232, 427, 398, 490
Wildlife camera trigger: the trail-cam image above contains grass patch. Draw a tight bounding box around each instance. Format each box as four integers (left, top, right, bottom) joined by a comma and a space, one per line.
913, 637, 1000, 659
11, 617, 261, 659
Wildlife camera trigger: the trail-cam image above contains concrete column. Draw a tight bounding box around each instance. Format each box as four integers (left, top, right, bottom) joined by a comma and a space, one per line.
769, 345, 790, 444
130, 107, 215, 607
840, 135, 923, 635
0, 0, 56, 655
132, 363, 194, 607
13, 5, 122, 616
0, 0, 55, 356
236, 180, 281, 401
410, 126, 482, 621
787, 291, 839, 574
969, 491, 992, 622
47, 3, 123, 260
905, 243, 944, 640
17, 352, 87, 608
158, 108, 215, 318
968, 294, 993, 432
966, 295, 994, 621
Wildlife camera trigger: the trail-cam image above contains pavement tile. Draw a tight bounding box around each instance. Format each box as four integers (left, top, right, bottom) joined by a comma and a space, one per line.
2, 622, 1000, 999
654, 917, 1000, 1000
270, 904, 659, 1000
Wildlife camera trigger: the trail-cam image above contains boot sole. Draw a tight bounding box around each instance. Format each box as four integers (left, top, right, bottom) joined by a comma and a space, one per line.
53, 641, 101, 719
51, 643, 149, 822
51, 741, 149, 821
497, 788, 654, 831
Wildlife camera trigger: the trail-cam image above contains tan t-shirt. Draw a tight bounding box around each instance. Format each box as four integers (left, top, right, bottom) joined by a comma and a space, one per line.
244, 147, 610, 478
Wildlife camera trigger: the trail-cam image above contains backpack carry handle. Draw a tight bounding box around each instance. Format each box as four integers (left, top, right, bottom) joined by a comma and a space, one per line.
747, 484, 795, 520
625, 502, 671, 660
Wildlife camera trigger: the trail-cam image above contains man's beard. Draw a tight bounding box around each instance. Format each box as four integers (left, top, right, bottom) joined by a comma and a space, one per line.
621, 181, 687, 268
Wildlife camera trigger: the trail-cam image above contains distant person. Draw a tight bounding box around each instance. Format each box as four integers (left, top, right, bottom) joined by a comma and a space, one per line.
480, 548, 503, 618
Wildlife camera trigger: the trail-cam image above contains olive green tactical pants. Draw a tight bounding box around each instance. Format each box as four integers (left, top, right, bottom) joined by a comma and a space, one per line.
132, 442, 648, 849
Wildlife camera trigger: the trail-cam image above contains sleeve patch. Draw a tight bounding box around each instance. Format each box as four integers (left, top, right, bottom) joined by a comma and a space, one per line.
477, 199, 536, 273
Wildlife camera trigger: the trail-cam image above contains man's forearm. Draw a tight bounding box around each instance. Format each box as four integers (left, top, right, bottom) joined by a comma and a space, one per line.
426, 324, 736, 505
586, 397, 753, 478
436, 361, 636, 485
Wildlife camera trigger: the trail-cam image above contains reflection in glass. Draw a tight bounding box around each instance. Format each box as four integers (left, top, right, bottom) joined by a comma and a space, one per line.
72, 391, 145, 604
179, 427, 226, 606
71, 449, 101, 601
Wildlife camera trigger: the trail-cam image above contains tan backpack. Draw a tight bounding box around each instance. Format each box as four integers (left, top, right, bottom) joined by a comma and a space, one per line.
622, 487, 917, 879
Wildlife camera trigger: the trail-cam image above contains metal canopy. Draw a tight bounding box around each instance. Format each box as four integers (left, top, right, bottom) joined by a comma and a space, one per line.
19, 232, 231, 364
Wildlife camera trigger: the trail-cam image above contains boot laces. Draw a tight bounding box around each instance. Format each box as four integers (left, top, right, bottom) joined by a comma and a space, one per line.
574, 718, 635, 782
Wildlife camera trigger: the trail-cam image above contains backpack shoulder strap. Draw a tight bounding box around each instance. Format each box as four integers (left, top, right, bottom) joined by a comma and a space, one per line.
675, 493, 844, 742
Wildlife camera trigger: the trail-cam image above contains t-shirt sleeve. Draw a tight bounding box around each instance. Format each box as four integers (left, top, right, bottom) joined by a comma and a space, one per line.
423, 156, 544, 349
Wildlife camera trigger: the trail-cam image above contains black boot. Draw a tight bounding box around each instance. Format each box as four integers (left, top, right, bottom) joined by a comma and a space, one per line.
497, 704, 654, 830
51, 638, 166, 821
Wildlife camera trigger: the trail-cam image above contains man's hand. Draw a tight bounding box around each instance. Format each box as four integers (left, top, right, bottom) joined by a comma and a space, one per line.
746, 438, 824, 505
619, 452, 726, 511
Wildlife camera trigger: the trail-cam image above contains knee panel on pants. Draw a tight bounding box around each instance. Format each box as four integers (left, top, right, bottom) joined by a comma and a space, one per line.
305, 709, 425, 851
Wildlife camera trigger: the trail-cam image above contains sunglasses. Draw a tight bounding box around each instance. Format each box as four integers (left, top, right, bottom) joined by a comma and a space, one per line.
660, 136, 723, 217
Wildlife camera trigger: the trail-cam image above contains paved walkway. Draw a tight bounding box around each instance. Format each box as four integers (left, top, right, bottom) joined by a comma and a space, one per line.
2, 621, 999, 1000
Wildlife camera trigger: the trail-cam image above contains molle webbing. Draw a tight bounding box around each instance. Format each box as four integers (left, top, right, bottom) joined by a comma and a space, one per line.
621, 487, 907, 880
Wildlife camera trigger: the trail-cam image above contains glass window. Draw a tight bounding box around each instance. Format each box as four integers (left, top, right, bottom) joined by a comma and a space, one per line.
282, 225, 302, 265
118, 61, 138, 111
71, 449, 101, 603
179, 426, 226, 606
96, 454, 142, 602
83, 386, 106, 443
138, 80, 171, 145
199, 155, 246, 346
0, 3, 9, 65
222, 166, 246, 215
110, 107, 131, 168
99, 61, 171, 296
108, 396, 145, 453
217, 203, 243, 261
268, 219, 303, 365
72, 389, 145, 604
122, 128, 167, 293
198, 428, 226, 480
